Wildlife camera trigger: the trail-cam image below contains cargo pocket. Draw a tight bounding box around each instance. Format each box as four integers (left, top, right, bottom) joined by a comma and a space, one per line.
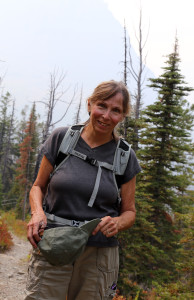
26, 250, 46, 292
97, 247, 119, 300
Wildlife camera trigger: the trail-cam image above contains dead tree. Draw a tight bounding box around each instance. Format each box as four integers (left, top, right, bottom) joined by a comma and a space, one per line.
34, 70, 76, 180
123, 20, 128, 87
120, 20, 129, 139
74, 85, 83, 124
41, 70, 73, 143
128, 8, 149, 151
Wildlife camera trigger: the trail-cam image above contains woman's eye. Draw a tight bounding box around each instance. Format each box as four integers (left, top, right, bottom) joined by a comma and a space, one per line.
113, 108, 121, 113
98, 103, 106, 108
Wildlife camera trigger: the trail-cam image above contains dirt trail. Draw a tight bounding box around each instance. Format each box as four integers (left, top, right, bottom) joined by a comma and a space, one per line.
0, 234, 32, 300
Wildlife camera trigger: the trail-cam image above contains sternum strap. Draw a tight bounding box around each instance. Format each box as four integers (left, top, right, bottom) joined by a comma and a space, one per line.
70, 150, 114, 207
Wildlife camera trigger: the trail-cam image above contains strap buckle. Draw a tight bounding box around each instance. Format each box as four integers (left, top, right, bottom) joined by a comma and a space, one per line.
86, 156, 97, 165
71, 220, 80, 227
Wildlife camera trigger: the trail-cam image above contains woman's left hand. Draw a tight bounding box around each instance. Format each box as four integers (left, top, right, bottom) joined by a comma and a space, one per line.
92, 216, 119, 237
92, 177, 137, 238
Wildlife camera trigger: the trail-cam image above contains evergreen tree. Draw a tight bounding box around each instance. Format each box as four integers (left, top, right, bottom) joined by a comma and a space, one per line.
1, 99, 16, 193
118, 38, 194, 297
12, 103, 39, 219
139, 38, 193, 282
118, 187, 161, 296
0, 92, 17, 194
0, 92, 12, 163
0, 174, 4, 208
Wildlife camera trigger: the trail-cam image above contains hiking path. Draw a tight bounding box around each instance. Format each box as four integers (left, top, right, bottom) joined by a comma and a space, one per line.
0, 233, 32, 300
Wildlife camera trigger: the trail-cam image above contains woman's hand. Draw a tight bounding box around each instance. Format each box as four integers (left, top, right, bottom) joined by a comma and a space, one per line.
92, 176, 137, 238
92, 216, 119, 237
27, 156, 53, 248
27, 212, 47, 248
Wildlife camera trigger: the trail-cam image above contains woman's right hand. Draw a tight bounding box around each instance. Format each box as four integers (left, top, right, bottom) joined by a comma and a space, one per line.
27, 156, 53, 248
27, 211, 47, 248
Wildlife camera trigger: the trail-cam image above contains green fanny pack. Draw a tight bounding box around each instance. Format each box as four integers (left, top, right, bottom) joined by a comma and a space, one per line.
38, 218, 101, 266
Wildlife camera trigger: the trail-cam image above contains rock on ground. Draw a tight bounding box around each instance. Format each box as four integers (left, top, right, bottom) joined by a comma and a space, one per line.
0, 234, 32, 300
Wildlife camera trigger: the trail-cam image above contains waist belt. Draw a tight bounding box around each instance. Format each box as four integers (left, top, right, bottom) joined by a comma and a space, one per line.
38, 217, 101, 266
45, 212, 88, 227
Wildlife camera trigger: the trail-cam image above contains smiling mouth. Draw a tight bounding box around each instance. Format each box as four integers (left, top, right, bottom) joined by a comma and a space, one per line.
98, 121, 109, 127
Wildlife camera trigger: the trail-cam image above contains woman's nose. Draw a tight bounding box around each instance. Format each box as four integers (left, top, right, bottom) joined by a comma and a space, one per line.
102, 109, 111, 119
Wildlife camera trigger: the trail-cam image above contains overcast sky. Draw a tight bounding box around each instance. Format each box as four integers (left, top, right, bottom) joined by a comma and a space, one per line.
105, 0, 194, 100
0, 0, 193, 125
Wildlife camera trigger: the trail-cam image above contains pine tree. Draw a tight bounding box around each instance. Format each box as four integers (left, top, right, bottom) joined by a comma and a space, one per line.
12, 103, 39, 219
0, 92, 17, 195
0, 92, 12, 163
1, 99, 16, 193
138, 38, 194, 283
0, 174, 4, 208
118, 158, 165, 296
118, 38, 194, 297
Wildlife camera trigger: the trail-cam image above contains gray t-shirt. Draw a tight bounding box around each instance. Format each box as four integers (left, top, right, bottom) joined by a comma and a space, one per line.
42, 127, 141, 247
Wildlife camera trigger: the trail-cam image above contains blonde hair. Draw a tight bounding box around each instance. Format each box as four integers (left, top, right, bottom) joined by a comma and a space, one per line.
88, 80, 131, 116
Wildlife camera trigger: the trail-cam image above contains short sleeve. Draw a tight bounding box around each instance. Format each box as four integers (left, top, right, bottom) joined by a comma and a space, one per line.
116, 148, 141, 187
41, 127, 68, 166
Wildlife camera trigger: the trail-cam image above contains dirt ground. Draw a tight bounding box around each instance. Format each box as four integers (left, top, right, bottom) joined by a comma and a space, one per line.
0, 234, 32, 300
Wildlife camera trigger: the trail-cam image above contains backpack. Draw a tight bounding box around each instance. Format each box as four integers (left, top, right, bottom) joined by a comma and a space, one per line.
50, 124, 131, 208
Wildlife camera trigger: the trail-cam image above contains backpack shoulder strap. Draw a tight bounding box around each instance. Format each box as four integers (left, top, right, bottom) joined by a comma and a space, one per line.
52, 128, 131, 208
113, 138, 131, 175
57, 124, 84, 156
53, 124, 84, 173
88, 138, 131, 207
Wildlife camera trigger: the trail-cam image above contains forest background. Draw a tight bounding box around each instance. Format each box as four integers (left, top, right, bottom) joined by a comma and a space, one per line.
0, 0, 194, 299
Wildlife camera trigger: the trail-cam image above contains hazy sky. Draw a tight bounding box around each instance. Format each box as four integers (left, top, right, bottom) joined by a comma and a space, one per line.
0, 0, 193, 125
105, 0, 194, 100
0, 0, 128, 123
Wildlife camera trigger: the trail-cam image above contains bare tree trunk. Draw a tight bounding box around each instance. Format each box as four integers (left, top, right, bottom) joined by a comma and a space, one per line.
121, 20, 129, 139
128, 8, 149, 151
42, 71, 66, 143
74, 86, 83, 124
123, 20, 128, 87
34, 70, 76, 180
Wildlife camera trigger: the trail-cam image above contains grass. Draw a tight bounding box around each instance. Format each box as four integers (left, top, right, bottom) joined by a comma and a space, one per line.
0, 209, 29, 239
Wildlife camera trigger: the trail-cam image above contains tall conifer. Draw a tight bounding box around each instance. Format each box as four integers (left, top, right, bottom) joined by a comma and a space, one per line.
0, 93, 17, 195
118, 38, 193, 297
13, 103, 39, 219
139, 38, 193, 282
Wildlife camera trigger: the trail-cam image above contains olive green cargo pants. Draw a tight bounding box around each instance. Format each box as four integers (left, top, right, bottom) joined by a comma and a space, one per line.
24, 246, 119, 300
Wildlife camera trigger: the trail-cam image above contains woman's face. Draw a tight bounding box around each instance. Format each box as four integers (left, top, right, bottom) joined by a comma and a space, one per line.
88, 92, 124, 137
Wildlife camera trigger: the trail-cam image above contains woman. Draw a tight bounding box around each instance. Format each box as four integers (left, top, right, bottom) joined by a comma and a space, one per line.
25, 80, 141, 300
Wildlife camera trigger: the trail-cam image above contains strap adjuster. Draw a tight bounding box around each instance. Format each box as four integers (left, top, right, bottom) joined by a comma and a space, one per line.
86, 156, 97, 165
49, 214, 55, 221
71, 220, 80, 227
